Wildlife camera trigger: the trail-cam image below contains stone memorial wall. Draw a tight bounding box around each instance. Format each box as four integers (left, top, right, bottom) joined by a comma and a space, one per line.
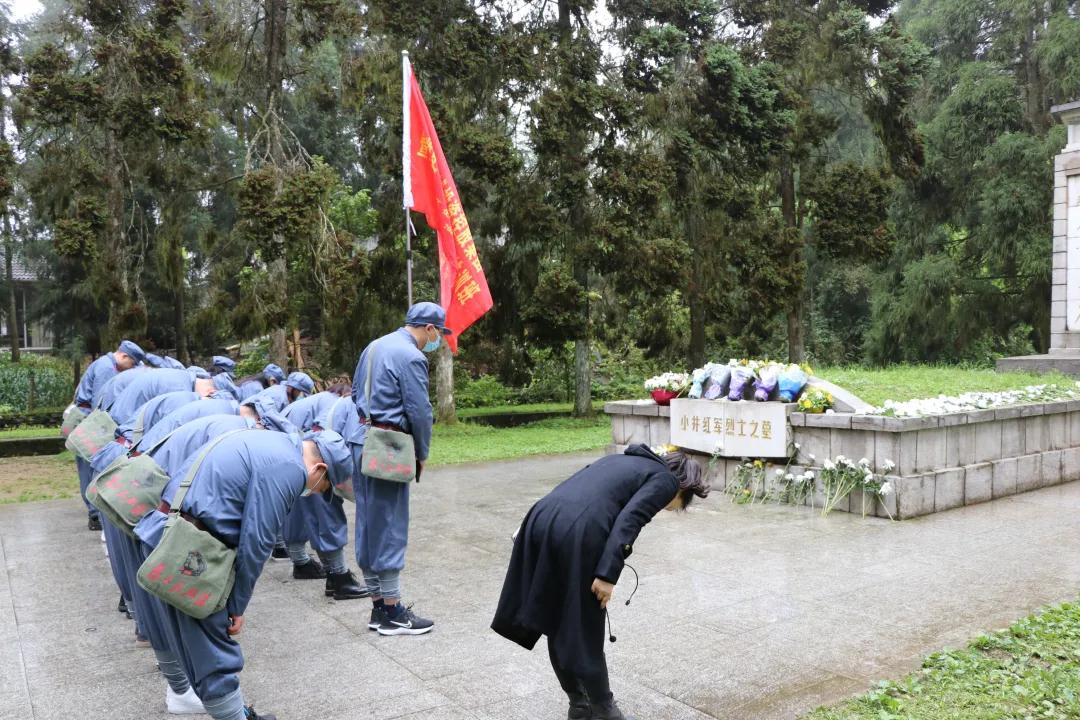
605, 398, 1080, 519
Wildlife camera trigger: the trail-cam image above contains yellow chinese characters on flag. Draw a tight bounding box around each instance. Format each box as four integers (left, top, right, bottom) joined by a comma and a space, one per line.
405, 68, 492, 352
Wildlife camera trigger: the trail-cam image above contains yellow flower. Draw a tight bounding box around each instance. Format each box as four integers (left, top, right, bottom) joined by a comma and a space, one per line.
753, 460, 764, 468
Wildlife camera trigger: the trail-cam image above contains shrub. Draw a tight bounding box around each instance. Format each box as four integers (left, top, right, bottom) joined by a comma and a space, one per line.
234, 341, 270, 378
0, 353, 74, 411
454, 374, 518, 409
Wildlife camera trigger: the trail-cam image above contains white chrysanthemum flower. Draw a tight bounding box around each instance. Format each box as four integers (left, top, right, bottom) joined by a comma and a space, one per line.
775, 469, 785, 477
883, 459, 896, 471
823, 459, 835, 470
794, 442, 802, 450
825, 409, 835, 415
785, 473, 794, 481
859, 457, 870, 467
880, 481, 893, 496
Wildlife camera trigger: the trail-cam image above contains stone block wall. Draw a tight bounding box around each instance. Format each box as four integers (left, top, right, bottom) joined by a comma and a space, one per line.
605, 398, 1080, 519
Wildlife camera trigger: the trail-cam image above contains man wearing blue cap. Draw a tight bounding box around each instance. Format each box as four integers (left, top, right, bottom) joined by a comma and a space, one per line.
145, 353, 186, 370
242, 370, 313, 413
349, 301, 447, 636
236, 363, 285, 401
211, 355, 236, 377
132, 428, 353, 720
281, 386, 369, 598
72, 339, 145, 531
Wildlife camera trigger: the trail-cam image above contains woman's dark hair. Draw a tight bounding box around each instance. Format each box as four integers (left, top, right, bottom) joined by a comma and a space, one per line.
236, 374, 269, 389
677, 487, 696, 510
325, 382, 351, 397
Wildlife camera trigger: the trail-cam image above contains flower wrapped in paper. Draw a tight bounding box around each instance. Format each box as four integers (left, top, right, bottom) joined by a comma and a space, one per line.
727, 366, 755, 401
753, 363, 782, 402
688, 363, 731, 400
778, 364, 809, 402
703, 365, 731, 399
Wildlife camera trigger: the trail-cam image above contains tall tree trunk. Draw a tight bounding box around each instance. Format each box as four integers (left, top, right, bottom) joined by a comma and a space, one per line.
557, 0, 593, 418
574, 338, 592, 417
0, 105, 18, 362
269, 325, 288, 369
435, 343, 457, 425
1023, 11, 1047, 133
780, 155, 804, 362
264, 0, 290, 370
2, 212, 18, 362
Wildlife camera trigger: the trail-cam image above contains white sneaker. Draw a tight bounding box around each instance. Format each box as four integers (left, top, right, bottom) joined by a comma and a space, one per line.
100, 531, 106, 543
166, 686, 205, 715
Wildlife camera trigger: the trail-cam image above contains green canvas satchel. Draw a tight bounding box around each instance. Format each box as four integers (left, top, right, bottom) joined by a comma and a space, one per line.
65, 409, 117, 461
60, 404, 85, 438
323, 398, 356, 502
136, 430, 245, 619
359, 341, 416, 484
89, 428, 180, 537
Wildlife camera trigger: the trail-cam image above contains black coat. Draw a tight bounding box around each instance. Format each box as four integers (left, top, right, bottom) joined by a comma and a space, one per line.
491, 444, 678, 676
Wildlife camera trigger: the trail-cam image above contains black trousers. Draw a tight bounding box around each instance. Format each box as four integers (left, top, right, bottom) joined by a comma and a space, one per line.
548, 636, 612, 705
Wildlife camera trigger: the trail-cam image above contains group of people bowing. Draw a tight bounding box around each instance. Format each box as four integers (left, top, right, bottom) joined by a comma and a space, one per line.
67, 301, 711, 720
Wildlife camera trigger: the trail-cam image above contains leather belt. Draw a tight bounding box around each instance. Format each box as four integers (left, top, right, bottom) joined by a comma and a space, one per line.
363, 419, 409, 434
157, 501, 208, 533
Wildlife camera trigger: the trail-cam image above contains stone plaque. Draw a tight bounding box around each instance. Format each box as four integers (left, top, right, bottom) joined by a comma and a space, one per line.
670, 398, 790, 458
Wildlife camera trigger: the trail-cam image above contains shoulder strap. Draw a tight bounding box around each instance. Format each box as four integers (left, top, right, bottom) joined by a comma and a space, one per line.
324, 396, 347, 430
168, 428, 250, 515
363, 340, 380, 421
130, 404, 150, 443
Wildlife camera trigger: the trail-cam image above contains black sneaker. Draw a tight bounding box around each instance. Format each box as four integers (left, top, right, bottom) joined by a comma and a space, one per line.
376, 605, 434, 636
324, 570, 371, 600
88, 514, 102, 531
291, 559, 326, 580
271, 545, 289, 560
367, 606, 386, 631
244, 705, 276, 720
117, 595, 128, 615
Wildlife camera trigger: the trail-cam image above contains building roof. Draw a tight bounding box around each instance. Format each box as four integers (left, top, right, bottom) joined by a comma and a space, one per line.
0, 251, 39, 282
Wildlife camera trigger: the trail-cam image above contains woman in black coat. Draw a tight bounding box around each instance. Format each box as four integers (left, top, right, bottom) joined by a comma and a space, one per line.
492, 444, 711, 720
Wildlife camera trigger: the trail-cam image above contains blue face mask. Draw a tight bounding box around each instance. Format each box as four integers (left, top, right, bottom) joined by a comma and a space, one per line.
422, 328, 441, 353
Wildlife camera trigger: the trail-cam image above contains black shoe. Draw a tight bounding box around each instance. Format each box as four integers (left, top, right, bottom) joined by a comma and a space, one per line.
244, 705, 276, 720
590, 701, 633, 720
271, 545, 289, 560
567, 692, 591, 720
367, 606, 386, 631
117, 595, 128, 615
324, 570, 371, 600
88, 515, 102, 531
376, 604, 434, 636
291, 559, 326, 580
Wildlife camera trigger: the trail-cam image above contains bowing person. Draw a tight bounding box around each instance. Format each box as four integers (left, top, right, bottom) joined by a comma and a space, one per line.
492, 445, 711, 720
133, 429, 354, 720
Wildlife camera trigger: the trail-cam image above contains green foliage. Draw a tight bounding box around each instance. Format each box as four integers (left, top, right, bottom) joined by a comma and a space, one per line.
808, 596, 1080, 720
234, 342, 270, 378
0, 353, 73, 410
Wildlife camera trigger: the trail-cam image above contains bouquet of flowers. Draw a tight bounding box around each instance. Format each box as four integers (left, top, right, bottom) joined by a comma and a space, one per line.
688, 363, 731, 400
797, 387, 833, 413
644, 372, 690, 405
727, 365, 755, 401
753, 362, 783, 402
777, 364, 809, 402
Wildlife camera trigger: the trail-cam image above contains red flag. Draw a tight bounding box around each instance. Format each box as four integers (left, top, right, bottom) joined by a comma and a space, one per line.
403, 62, 492, 352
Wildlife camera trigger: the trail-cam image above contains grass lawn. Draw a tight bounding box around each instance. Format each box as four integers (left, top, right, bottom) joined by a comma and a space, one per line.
808, 597, 1080, 720
817, 365, 1078, 407
0, 450, 79, 504
0, 425, 58, 440
457, 401, 602, 418
427, 415, 611, 467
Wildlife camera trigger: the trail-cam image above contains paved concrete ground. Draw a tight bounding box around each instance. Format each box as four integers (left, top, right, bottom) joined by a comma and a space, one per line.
3, 451, 1080, 720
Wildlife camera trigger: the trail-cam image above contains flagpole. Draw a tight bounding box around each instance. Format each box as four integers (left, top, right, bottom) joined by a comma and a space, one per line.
402, 50, 414, 307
